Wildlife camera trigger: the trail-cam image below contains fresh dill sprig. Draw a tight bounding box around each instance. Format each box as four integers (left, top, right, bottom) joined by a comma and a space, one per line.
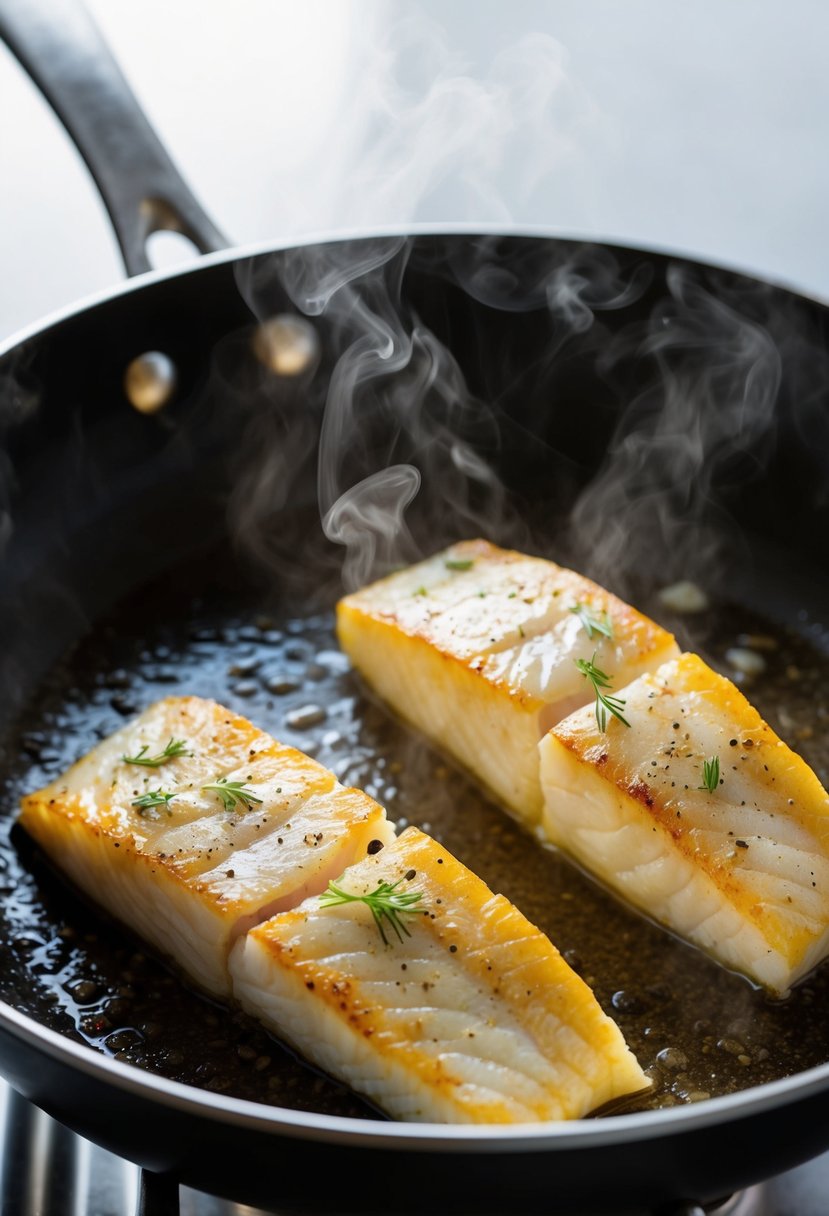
201, 778, 263, 812
574, 653, 631, 731
698, 755, 720, 793
131, 789, 177, 813
445, 558, 474, 572
570, 602, 614, 641
319, 878, 425, 947
121, 738, 190, 767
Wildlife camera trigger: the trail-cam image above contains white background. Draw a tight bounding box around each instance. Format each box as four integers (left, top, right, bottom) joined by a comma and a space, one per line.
1, 0, 828, 342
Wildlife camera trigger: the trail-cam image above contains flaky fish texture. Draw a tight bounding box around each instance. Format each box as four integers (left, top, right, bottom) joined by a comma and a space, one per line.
230, 826, 649, 1123
337, 540, 678, 824
19, 697, 394, 997
539, 653, 829, 995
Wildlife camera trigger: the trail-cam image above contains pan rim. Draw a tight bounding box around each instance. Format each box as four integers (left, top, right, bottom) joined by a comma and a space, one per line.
2, 223, 828, 366
1, 993, 827, 1151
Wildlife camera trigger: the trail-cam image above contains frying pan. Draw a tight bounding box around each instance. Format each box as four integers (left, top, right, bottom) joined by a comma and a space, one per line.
1, 2, 829, 1213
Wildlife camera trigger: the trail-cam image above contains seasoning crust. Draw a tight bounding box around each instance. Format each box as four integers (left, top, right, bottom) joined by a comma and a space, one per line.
337, 539, 678, 823
19, 696, 393, 997
540, 653, 829, 994
230, 827, 649, 1123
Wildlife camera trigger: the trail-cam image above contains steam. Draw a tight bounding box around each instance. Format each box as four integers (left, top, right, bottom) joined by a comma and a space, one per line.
222, 6, 799, 606
231, 225, 795, 604
235, 232, 517, 590
231, 11, 610, 590
296, 238, 515, 589
285, 10, 606, 231
569, 265, 783, 596
322, 465, 421, 588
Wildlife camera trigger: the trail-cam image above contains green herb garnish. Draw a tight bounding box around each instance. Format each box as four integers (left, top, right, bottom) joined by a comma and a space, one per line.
574, 653, 631, 731
201, 778, 263, 812
319, 878, 425, 946
445, 558, 474, 572
121, 738, 190, 767
698, 756, 720, 793
570, 602, 614, 641
131, 789, 177, 812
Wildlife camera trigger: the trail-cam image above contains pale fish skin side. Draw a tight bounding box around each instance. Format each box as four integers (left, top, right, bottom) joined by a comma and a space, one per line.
336, 539, 678, 826
19, 697, 394, 998
539, 653, 829, 996
230, 826, 649, 1124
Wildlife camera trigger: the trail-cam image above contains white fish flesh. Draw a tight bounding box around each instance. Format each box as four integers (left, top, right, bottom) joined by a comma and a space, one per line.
19, 696, 394, 997
539, 652, 829, 995
230, 826, 649, 1123
337, 539, 678, 823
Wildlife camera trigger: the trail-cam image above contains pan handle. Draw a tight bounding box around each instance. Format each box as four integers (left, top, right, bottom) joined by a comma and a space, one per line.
0, 0, 228, 277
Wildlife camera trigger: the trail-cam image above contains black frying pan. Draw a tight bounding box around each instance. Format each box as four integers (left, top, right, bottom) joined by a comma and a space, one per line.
1, 2, 829, 1214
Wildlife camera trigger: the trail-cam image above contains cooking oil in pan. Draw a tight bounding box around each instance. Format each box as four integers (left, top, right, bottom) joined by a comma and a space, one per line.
1, 558, 828, 1119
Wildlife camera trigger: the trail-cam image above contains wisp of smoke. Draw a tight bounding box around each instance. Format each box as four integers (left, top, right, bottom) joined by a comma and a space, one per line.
569, 264, 782, 596
300, 5, 607, 231
231, 7, 612, 589
228, 6, 796, 606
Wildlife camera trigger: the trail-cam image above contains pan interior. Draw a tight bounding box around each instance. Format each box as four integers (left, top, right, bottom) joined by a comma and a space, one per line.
1, 233, 828, 1131
1, 519, 828, 1123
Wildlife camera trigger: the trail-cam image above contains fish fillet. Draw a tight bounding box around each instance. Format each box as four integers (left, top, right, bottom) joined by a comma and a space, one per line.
19, 696, 394, 997
337, 540, 678, 823
539, 653, 829, 995
230, 826, 649, 1123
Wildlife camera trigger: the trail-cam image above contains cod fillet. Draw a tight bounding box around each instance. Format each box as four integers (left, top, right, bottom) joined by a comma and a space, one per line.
337, 540, 678, 823
230, 826, 649, 1123
539, 653, 829, 995
19, 696, 394, 997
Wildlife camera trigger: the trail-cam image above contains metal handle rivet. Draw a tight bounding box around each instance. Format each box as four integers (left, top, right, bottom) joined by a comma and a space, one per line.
124, 351, 178, 413
252, 315, 319, 376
